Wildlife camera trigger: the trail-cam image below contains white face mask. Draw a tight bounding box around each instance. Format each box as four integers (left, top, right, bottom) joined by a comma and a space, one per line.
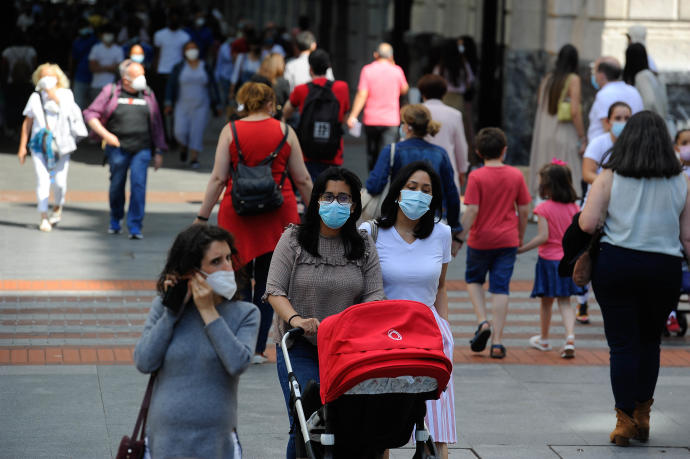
36, 75, 57, 91
130, 74, 147, 91
199, 270, 237, 300
102, 33, 114, 44
185, 48, 200, 61
195, 17, 205, 27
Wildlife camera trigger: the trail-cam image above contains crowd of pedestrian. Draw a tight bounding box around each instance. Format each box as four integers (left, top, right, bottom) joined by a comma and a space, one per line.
3, 2, 688, 457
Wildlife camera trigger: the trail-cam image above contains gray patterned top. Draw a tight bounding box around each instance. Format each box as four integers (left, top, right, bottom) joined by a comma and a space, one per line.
264, 224, 385, 346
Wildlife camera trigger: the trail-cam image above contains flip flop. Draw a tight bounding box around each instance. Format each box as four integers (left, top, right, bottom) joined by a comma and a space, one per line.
490, 344, 506, 359
469, 320, 491, 352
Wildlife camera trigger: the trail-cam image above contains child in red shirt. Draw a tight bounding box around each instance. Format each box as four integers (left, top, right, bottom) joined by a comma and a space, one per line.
459, 127, 530, 359
518, 161, 581, 358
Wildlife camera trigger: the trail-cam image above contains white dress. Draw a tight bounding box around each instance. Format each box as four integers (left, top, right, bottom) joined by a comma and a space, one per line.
360, 221, 457, 444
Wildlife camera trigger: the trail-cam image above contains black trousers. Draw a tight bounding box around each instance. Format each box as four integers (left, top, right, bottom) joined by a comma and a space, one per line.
592, 243, 681, 412
364, 125, 398, 171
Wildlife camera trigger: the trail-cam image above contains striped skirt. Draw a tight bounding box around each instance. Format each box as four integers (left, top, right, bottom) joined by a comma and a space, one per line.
425, 309, 457, 444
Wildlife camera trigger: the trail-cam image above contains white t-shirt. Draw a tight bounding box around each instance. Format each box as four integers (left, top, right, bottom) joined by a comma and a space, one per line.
153, 28, 190, 74
359, 222, 452, 307
284, 52, 334, 91
2, 46, 36, 84
584, 132, 614, 174
587, 81, 643, 141
88, 43, 124, 88
582, 132, 614, 204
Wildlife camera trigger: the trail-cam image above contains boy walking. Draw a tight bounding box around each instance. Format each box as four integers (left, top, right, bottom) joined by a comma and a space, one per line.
458, 128, 530, 358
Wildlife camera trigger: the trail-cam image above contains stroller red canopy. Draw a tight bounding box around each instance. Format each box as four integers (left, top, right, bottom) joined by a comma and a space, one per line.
317, 300, 453, 404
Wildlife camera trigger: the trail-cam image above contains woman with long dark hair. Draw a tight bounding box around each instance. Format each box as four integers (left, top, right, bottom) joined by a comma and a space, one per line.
134, 224, 260, 458
433, 39, 474, 112
528, 44, 586, 206
361, 161, 457, 458
580, 111, 690, 446
622, 43, 668, 118
264, 166, 385, 458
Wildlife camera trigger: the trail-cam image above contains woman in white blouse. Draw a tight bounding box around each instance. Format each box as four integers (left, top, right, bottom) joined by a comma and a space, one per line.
17, 63, 87, 232
361, 160, 456, 459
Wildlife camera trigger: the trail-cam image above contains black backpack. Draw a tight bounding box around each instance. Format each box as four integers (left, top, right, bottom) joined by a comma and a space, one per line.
297, 81, 342, 160
229, 121, 289, 216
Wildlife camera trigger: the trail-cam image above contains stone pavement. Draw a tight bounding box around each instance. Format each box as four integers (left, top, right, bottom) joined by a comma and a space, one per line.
1, 123, 689, 458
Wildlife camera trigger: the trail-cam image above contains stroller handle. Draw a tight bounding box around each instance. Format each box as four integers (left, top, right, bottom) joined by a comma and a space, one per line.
287, 327, 305, 337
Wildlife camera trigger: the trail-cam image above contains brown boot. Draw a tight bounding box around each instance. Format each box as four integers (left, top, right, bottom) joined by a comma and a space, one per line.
610, 408, 637, 446
633, 399, 653, 442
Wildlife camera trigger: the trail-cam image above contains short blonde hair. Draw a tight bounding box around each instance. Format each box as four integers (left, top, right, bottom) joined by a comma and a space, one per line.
401, 104, 440, 137
236, 82, 276, 113
31, 63, 70, 89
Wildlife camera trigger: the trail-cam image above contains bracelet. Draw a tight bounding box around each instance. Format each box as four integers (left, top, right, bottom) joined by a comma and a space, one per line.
196, 215, 209, 221
287, 313, 301, 327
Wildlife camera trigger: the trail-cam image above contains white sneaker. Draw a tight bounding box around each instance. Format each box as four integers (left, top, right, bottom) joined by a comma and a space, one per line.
39, 218, 52, 232
529, 335, 552, 351
48, 209, 62, 225
252, 354, 268, 364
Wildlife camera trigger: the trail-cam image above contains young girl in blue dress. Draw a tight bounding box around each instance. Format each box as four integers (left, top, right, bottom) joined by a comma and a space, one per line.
518, 160, 581, 358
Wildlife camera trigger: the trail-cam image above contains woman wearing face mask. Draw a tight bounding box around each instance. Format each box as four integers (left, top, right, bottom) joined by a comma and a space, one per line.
134, 224, 260, 459
365, 104, 463, 256
265, 166, 385, 458
360, 161, 457, 459
165, 41, 219, 168
17, 63, 87, 232
196, 82, 312, 368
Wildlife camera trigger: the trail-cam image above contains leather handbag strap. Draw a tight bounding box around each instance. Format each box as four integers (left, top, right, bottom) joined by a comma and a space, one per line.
131, 372, 157, 441
229, 121, 245, 166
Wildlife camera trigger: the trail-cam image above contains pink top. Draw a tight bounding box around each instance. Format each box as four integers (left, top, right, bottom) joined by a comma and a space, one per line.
533, 200, 580, 260
424, 99, 468, 191
357, 60, 408, 126
464, 165, 531, 250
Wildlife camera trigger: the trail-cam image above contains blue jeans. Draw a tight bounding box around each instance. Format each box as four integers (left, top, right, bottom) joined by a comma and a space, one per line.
592, 243, 680, 412
276, 339, 320, 459
106, 146, 151, 234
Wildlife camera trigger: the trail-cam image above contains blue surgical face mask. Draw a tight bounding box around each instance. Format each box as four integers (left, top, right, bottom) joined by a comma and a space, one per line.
398, 189, 432, 220
590, 74, 600, 90
319, 201, 352, 229
610, 121, 626, 138
130, 53, 145, 63
457, 44, 465, 54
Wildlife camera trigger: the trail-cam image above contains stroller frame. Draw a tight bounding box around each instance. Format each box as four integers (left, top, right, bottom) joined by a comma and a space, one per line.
281, 328, 439, 459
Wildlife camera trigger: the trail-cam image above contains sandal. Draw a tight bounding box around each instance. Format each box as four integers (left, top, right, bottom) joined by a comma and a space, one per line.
561, 336, 575, 359
490, 344, 506, 359
469, 320, 491, 352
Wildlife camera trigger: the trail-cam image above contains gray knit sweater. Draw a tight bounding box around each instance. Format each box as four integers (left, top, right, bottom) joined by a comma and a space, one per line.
134, 296, 259, 459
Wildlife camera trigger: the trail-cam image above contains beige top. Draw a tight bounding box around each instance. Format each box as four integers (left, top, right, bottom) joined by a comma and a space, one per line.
264, 224, 385, 345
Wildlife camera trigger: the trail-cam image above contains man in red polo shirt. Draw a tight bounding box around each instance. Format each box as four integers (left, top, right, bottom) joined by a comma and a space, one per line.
283, 49, 349, 182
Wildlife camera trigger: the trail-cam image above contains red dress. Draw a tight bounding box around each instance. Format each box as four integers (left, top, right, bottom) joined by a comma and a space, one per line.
218, 118, 299, 267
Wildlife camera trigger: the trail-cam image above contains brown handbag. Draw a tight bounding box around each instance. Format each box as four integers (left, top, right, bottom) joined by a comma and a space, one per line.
572, 229, 604, 287
116, 373, 156, 459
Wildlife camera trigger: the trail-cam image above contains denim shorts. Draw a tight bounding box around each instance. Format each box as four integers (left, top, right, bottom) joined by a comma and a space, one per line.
465, 246, 518, 294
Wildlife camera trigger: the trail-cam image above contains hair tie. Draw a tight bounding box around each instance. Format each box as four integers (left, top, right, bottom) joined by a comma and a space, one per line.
551, 158, 568, 166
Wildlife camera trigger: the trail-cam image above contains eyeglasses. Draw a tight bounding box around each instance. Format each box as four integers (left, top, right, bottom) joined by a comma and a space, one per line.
320, 192, 352, 204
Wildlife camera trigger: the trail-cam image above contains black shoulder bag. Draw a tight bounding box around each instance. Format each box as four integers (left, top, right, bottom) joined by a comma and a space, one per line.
229, 121, 289, 215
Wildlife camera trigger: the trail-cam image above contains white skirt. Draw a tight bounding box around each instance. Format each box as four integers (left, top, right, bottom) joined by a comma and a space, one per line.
425, 310, 457, 444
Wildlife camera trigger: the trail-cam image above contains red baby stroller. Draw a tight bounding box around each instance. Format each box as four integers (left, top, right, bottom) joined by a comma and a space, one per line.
280, 299, 453, 459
